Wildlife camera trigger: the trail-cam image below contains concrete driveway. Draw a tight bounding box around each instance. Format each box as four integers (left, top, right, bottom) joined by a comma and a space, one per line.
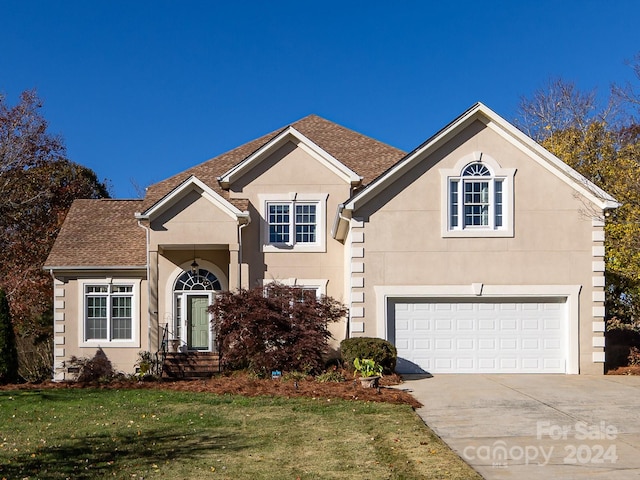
402, 374, 640, 479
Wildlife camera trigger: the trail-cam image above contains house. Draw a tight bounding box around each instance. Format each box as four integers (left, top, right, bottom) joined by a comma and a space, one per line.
44, 103, 618, 378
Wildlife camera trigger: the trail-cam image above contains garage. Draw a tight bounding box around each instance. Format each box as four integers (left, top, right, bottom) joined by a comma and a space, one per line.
391, 298, 568, 374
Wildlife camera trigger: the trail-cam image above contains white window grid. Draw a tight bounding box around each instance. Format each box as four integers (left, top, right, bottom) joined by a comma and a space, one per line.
449, 163, 505, 231
267, 201, 318, 245
84, 284, 133, 341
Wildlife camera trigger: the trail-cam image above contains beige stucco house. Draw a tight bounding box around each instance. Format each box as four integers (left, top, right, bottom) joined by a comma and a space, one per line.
44, 103, 618, 379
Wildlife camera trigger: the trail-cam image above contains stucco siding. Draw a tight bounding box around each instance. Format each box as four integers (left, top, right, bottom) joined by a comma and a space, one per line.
149, 191, 239, 250
52, 273, 148, 379
228, 141, 350, 304
353, 122, 602, 373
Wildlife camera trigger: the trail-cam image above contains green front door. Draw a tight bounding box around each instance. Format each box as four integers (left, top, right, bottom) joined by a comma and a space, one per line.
187, 295, 209, 350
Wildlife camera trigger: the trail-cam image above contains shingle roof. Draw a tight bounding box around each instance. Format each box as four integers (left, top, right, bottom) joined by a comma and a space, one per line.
141, 114, 406, 212
47, 115, 406, 268
44, 199, 146, 268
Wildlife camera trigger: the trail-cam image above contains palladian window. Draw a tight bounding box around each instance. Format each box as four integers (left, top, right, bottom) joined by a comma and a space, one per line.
441, 154, 515, 238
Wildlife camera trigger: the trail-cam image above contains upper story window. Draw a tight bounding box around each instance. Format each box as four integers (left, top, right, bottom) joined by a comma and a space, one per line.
441, 153, 515, 238
267, 202, 317, 245
260, 193, 328, 252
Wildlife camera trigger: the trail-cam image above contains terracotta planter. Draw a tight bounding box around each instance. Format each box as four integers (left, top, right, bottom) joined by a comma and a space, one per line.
359, 376, 380, 388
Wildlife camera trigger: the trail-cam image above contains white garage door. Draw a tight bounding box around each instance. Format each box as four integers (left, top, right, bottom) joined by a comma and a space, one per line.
392, 299, 567, 374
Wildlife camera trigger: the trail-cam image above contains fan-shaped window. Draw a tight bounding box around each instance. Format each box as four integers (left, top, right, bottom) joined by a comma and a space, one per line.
462, 163, 491, 177
174, 269, 221, 291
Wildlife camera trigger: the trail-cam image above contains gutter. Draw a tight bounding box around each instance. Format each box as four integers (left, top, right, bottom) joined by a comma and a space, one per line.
331, 204, 352, 242
44, 265, 147, 272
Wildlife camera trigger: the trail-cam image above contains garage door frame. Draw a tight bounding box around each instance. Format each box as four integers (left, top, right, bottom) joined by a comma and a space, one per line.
374, 284, 581, 374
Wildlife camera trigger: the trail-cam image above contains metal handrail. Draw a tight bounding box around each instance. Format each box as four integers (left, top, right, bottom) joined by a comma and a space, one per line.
157, 323, 169, 376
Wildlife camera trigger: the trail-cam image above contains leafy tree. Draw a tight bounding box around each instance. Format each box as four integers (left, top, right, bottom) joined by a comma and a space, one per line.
0, 288, 19, 384
0, 90, 109, 379
517, 74, 640, 328
210, 283, 347, 374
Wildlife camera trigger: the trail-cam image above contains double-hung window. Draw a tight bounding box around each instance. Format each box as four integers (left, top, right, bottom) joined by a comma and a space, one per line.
450, 163, 502, 229
84, 284, 134, 342
267, 202, 318, 245
442, 155, 514, 237
261, 194, 327, 252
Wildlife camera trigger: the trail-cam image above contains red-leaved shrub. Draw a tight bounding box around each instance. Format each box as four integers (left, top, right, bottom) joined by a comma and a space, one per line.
210, 284, 347, 374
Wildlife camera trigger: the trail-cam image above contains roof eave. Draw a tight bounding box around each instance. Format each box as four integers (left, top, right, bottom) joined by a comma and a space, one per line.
44, 265, 147, 272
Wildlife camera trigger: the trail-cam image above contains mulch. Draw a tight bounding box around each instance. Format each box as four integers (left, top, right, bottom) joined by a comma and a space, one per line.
0, 373, 423, 409
606, 365, 640, 375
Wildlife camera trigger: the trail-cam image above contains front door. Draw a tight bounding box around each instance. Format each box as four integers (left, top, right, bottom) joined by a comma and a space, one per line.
187, 295, 209, 350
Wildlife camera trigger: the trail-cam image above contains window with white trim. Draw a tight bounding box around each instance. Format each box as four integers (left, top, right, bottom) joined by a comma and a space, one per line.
261, 193, 327, 252
267, 201, 318, 245
84, 284, 133, 341
442, 155, 514, 237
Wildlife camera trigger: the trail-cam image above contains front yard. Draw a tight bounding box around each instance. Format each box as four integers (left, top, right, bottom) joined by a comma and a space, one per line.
0, 386, 480, 479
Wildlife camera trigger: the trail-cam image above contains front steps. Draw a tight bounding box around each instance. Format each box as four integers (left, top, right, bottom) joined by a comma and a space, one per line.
162, 351, 222, 379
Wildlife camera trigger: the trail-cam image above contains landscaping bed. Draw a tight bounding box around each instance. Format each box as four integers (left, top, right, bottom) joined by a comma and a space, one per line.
0, 372, 422, 408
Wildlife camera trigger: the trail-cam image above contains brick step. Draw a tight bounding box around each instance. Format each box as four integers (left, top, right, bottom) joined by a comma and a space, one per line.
162, 352, 222, 379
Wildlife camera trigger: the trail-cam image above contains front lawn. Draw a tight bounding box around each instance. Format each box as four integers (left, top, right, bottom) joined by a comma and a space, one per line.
0, 388, 480, 479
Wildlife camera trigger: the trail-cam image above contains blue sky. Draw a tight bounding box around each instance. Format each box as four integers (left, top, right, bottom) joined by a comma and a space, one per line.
2, 0, 639, 198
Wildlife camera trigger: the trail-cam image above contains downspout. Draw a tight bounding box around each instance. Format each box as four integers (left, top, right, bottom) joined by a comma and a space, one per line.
137, 220, 152, 352
237, 215, 251, 290
334, 204, 352, 340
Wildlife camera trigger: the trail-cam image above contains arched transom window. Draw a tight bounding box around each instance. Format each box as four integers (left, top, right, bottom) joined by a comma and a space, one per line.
174, 269, 221, 292
449, 162, 504, 230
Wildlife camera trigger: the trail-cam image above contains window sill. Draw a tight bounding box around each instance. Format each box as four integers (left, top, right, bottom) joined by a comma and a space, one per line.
80, 340, 140, 348
262, 243, 326, 253
443, 229, 514, 238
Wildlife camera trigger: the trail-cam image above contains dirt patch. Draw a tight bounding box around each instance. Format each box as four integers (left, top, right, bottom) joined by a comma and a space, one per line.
0, 373, 422, 409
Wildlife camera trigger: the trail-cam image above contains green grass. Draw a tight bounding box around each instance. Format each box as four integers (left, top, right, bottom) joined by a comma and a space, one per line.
0, 388, 481, 479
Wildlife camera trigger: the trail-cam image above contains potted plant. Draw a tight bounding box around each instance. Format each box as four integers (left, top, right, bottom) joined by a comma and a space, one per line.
354, 357, 383, 388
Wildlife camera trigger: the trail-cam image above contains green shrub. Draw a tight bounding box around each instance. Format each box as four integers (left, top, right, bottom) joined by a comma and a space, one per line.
315, 367, 346, 383
282, 371, 309, 382
69, 348, 116, 383
340, 337, 397, 374
0, 289, 19, 384
315, 371, 345, 382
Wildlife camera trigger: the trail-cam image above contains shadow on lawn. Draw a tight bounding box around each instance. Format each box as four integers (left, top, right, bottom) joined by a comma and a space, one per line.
0, 424, 245, 479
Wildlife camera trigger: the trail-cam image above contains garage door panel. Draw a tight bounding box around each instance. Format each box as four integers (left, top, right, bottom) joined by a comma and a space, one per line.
434, 319, 451, 331
434, 338, 453, 350
500, 318, 517, 329
499, 338, 517, 350
457, 318, 474, 330
477, 319, 496, 330
394, 299, 567, 374
456, 358, 475, 369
